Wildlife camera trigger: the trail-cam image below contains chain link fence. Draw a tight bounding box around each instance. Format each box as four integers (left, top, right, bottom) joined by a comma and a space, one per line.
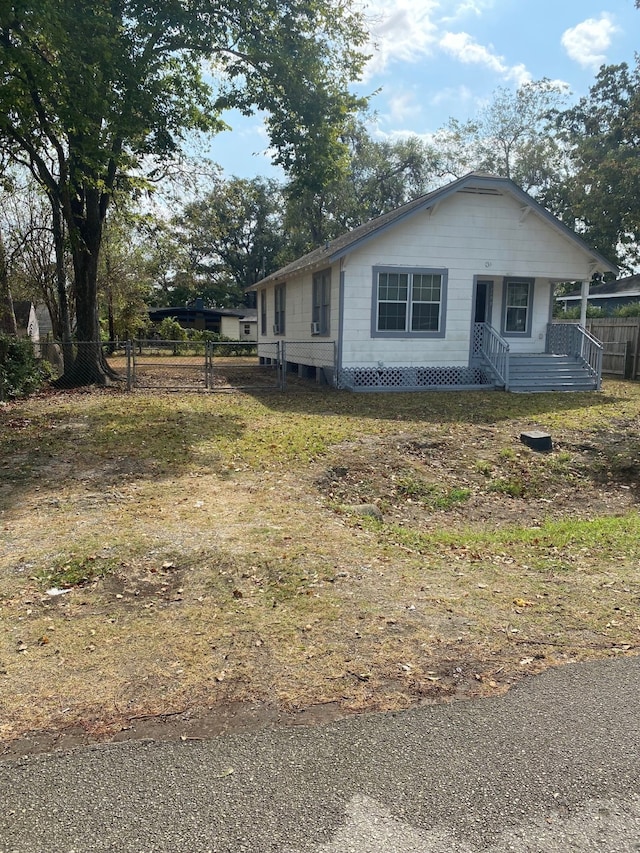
34, 338, 338, 393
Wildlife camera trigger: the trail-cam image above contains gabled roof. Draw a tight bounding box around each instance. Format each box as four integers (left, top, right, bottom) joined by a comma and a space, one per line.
248, 172, 618, 290
13, 301, 34, 328
148, 305, 255, 320
558, 273, 640, 300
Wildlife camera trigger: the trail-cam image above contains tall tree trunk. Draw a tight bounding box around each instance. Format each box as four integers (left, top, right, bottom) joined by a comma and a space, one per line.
0, 232, 17, 335
54, 188, 117, 386
50, 201, 74, 370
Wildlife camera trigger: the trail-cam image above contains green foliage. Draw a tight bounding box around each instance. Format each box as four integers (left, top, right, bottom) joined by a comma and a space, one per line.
173, 177, 289, 303
38, 554, 118, 589
555, 305, 607, 320
486, 477, 524, 498
157, 317, 187, 341
613, 303, 640, 318
284, 117, 440, 249
552, 60, 640, 270
395, 474, 470, 509
0, 333, 51, 398
434, 80, 568, 194
0, 0, 369, 384
99, 212, 156, 340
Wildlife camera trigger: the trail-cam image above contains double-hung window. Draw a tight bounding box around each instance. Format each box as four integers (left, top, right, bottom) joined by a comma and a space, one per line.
373, 267, 446, 337
312, 269, 331, 335
260, 290, 267, 336
502, 278, 533, 336
274, 284, 285, 335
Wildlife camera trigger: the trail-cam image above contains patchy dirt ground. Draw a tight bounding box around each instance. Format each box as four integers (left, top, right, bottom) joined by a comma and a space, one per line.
316, 423, 640, 530
1, 383, 639, 758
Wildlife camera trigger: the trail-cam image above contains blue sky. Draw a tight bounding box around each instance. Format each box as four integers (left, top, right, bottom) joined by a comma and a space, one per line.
206, 0, 639, 180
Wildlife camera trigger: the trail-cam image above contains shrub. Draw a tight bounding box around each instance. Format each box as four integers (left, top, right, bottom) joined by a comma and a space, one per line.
157, 316, 187, 341
0, 334, 52, 399
613, 303, 640, 318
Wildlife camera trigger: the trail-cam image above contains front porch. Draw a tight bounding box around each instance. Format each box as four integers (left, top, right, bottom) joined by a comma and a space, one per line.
475, 322, 603, 393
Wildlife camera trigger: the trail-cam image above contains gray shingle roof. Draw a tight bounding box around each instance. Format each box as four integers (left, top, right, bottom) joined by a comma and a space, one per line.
560, 274, 640, 299
248, 172, 618, 290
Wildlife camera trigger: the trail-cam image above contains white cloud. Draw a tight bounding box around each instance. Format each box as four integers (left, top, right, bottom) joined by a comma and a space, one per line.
440, 0, 496, 24
387, 91, 423, 123
427, 84, 474, 108
362, 0, 440, 78
561, 14, 619, 70
439, 31, 531, 85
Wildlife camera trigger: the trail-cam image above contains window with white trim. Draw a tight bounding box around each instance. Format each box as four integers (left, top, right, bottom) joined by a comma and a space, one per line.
374, 268, 446, 336
503, 279, 533, 335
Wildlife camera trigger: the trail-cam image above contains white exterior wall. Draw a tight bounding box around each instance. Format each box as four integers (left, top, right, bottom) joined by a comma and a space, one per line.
258, 189, 598, 371
340, 190, 595, 367
220, 316, 241, 339
238, 319, 257, 342
257, 263, 340, 367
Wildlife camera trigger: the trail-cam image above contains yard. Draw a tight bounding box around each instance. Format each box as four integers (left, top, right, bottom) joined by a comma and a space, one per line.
1, 381, 639, 756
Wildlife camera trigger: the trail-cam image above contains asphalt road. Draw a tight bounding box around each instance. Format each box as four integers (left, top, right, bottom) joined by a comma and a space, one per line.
1, 656, 639, 852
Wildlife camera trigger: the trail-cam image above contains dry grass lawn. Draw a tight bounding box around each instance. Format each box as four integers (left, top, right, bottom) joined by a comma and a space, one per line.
1, 379, 639, 751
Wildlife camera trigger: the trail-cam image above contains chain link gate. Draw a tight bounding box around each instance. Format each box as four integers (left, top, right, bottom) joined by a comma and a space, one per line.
127, 339, 284, 392
126, 340, 337, 392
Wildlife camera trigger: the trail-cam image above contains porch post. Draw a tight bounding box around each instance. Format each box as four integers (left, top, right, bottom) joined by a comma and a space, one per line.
579, 280, 588, 328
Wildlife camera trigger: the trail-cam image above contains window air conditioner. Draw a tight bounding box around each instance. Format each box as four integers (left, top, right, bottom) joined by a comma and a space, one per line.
310, 321, 320, 335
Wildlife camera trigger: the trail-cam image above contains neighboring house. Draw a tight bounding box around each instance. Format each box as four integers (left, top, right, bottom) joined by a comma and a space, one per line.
13, 300, 40, 342
556, 274, 640, 315
148, 299, 257, 341
12, 300, 62, 371
35, 303, 54, 338
249, 172, 618, 392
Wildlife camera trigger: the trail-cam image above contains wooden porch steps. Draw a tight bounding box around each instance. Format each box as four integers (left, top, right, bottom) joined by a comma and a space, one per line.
507, 353, 598, 393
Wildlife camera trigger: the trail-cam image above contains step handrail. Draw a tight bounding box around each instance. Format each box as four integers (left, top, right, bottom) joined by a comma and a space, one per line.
547, 323, 603, 390
476, 323, 510, 390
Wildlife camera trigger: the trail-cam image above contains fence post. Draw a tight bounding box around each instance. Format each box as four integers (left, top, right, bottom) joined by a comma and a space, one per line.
205, 340, 212, 390
126, 340, 132, 391
279, 341, 286, 390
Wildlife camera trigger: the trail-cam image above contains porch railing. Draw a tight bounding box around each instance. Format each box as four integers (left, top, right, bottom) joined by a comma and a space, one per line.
475, 322, 510, 390
547, 323, 603, 390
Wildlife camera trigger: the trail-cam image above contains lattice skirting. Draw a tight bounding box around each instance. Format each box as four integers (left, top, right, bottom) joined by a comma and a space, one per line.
338, 365, 493, 391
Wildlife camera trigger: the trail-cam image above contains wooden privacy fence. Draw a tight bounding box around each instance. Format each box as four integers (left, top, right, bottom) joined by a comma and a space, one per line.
585, 318, 640, 379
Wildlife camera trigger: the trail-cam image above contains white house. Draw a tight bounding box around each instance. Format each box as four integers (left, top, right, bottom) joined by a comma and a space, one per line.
249, 173, 618, 392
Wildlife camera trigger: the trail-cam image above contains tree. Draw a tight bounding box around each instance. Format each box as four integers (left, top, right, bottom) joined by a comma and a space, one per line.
0, 173, 73, 342
552, 61, 640, 272
434, 80, 569, 194
174, 176, 288, 306
284, 118, 440, 251
99, 211, 155, 342
0, 168, 18, 335
0, 0, 367, 385
0, 230, 15, 335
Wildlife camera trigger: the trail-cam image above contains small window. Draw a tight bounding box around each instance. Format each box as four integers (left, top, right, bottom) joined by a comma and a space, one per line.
274, 284, 285, 335
373, 267, 447, 337
503, 279, 533, 336
243, 324, 251, 336
312, 269, 331, 335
